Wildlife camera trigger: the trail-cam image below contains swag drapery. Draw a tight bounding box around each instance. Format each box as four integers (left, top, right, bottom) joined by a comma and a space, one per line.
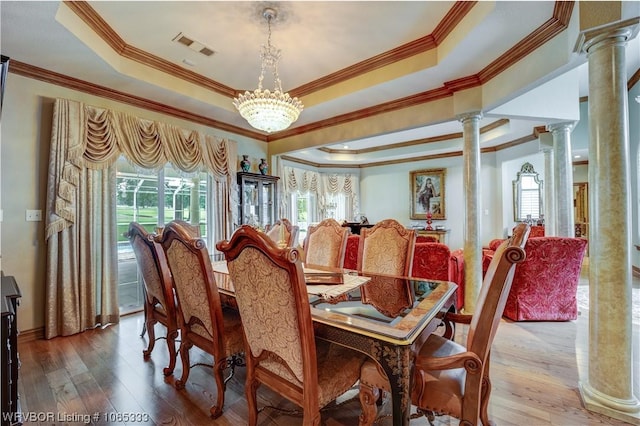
280, 166, 359, 221
44, 98, 237, 338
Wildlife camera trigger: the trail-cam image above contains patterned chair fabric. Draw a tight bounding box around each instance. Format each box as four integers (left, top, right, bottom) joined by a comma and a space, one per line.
529, 225, 545, 238
127, 222, 178, 376
359, 224, 531, 426
343, 234, 360, 270
216, 225, 367, 426
303, 218, 349, 268
412, 242, 464, 310
358, 219, 416, 276
503, 237, 588, 321
157, 221, 244, 418
450, 249, 465, 310
266, 218, 299, 248
416, 235, 438, 243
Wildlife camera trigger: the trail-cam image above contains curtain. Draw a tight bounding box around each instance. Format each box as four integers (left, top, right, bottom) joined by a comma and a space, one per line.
281, 165, 360, 222
45, 98, 237, 338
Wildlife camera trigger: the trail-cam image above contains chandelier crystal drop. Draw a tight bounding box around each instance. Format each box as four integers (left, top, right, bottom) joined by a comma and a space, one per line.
233, 8, 303, 134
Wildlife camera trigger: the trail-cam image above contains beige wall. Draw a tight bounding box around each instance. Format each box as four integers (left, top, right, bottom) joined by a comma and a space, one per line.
0, 73, 266, 333
3, 71, 639, 333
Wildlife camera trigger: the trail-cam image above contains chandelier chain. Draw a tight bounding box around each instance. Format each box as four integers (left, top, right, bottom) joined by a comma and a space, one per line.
259, 12, 283, 93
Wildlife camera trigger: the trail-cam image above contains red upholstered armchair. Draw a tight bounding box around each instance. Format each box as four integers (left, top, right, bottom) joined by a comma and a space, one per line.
412, 242, 464, 310
503, 237, 587, 321
344, 234, 360, 270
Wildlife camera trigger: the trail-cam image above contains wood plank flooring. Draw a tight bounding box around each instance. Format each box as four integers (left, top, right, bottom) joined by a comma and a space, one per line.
18, 280, 639, 425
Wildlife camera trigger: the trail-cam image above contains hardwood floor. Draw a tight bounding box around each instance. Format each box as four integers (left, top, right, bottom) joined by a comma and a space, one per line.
19, 278, 639, 425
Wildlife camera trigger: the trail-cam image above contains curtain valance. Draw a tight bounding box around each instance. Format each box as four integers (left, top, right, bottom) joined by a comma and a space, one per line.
282, 166, 357, 197
45, 98, 237, 240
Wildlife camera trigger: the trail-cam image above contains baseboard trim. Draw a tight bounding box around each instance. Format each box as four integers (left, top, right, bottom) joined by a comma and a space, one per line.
19, 327, 45, 343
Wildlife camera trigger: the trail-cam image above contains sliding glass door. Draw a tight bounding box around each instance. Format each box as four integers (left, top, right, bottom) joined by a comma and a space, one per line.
115, 156, 210, 314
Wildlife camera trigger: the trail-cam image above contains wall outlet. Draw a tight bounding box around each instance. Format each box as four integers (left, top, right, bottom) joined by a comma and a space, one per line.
26, 209, 42, 222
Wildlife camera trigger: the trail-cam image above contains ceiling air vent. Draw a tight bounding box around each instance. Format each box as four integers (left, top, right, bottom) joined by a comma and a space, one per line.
172, 32, 215, 57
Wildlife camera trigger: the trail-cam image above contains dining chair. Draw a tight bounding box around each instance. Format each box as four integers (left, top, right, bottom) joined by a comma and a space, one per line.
127, 222, 178, 376
170, 219, 201, 237
358, 223, 530, 426
266, 217, 299, 247
157, 220, 245, 419
358, 218, 416, 276
216, 225, 367, 426
302, 218, 349, 268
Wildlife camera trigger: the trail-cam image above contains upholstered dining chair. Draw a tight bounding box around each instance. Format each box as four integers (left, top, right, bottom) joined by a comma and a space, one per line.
170, 219, 201, 237
216, 225, 367, 426
157, 220, 244, 419
303, 218, 349, 268
358, 218, 416, 276
127, 222, 178, 376
266, 217, 300, 247
358, 223, 530, 426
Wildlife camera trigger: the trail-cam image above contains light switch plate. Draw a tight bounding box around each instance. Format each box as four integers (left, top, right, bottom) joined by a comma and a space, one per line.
26, 209, 42, 221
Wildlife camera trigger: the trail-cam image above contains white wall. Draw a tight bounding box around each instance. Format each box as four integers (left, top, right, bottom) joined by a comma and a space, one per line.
0, 73, 267, 332
360, 152, 508, 250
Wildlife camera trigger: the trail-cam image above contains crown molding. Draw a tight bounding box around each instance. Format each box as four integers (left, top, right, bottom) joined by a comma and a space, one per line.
318, 118, 509, 155
64, 1, 237, 98
8, 60, 265, 141
290, 1, 476, 98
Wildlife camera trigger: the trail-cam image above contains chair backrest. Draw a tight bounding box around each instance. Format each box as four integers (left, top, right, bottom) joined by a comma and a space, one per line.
170, 219, 201, 237
158, 221, 226, 351
303, 218, 349, 268
467, 223, 530, 364
412, 242, 451, 282
127, 222, 176, 324
266, 218, 300, 247
217, 225, 319, 402
359, 219, 416, 276
504, 236, 588, 321
360, 276, 414, 317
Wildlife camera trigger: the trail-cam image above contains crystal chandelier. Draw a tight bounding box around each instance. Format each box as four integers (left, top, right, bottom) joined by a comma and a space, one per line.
233, 8, 303, 134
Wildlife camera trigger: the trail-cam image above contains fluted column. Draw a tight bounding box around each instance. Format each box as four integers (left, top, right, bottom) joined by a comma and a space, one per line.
542, 146, 556, 236
459, 112, 482, 313
548, 122, 575, 237
576, 19, 640, 422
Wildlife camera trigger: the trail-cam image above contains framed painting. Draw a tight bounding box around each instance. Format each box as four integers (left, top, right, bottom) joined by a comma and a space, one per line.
410, 169, 446, 220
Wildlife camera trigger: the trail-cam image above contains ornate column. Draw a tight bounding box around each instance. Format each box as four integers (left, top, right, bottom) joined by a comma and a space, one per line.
543, 148, 556, 235
548, 122, 576, 237
539, 133, 556, 236
576, 18, 640, 423
459, 112, 482, 313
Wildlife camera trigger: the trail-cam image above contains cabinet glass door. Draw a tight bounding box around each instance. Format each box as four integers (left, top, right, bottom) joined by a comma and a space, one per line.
242, 179, 259, 225
261, 181, 275, 226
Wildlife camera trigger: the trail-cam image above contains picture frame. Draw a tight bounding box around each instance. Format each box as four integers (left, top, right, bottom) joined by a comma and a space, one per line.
410, 168, 446, 220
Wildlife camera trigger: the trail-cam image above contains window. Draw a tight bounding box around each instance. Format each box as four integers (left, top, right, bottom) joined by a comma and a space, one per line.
290, 191, 316, 244
324, 192, 351, 222
116, 156, 210, 314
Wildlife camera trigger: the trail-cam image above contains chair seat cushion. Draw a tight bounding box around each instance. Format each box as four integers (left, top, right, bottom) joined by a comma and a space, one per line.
360, 333, 466, 417
411, 334, 466, 416
260, 340, 366, 408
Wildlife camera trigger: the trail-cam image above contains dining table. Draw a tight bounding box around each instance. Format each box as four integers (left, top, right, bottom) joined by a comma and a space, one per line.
211, 260, 457, 426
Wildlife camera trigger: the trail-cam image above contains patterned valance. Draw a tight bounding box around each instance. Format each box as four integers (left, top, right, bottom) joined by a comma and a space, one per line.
45, 98, 237, 239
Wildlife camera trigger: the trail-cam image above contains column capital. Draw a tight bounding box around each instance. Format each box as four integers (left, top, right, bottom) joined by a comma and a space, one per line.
457, 111, 483, 123
574, 17, 640, 55
547, 121, 577, 134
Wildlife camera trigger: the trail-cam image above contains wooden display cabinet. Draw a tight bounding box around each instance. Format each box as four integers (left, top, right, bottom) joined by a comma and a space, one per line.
237, 172, 279, 228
